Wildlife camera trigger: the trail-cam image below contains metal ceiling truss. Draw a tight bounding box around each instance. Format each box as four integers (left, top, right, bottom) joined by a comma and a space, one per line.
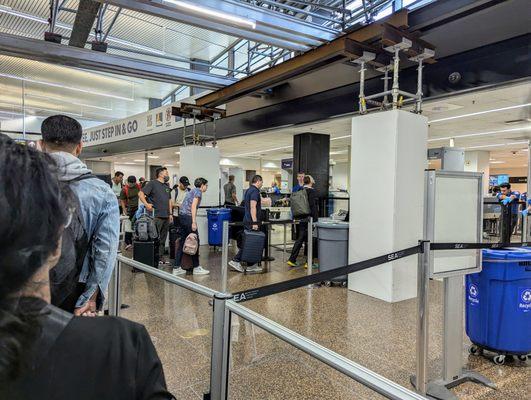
92, 0, 339, 51
0, 32, 238, 89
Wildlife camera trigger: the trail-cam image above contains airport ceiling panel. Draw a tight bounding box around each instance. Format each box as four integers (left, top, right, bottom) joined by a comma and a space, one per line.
0, 0, 240, 61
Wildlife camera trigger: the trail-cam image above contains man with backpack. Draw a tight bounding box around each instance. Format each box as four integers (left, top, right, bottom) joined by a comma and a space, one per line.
120, 175, 141, 250
40, 115, 119, 316
287, 175, 319, 268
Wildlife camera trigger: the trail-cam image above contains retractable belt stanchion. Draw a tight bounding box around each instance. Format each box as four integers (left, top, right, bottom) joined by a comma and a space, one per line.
283, 222, 287, 262
108, 258, 121, 317
208, 293, 232, 400
221, 219, 229, 293
413, 240, 430, 395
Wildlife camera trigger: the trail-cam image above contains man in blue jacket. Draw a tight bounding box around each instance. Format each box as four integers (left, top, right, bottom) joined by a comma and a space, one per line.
40, 115, 119, 316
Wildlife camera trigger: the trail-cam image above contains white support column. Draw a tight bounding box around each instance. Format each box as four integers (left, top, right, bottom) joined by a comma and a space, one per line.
180, 145, 221, 244
348, 110, 427, 302
465, 151, 490, 194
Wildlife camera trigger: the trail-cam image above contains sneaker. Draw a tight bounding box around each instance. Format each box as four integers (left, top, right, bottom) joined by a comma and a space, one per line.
304, 263, 319, 269
287, 260, 298, 267
172, 267, 186, 276
229, 260, 244, 273
193, 266, 210, 275
246, 265, 263, 273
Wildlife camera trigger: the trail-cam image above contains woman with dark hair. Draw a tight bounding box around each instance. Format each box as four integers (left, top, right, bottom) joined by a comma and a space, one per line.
173, 177, 210, 276
0, 135, 174, 400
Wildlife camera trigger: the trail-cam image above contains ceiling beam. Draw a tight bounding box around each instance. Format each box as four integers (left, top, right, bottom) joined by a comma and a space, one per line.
69, 0, 101, 47
194, 10, 408, 107
92, 0, 340, 51
0, 32, 237, 89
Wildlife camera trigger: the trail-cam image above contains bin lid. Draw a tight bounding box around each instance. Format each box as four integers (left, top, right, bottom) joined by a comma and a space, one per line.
207, 208, 231, 214
482, 247, 531, 261
316, 220, 349, 229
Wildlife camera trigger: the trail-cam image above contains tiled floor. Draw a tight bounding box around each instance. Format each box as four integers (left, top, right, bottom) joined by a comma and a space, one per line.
118, 235, 529, 400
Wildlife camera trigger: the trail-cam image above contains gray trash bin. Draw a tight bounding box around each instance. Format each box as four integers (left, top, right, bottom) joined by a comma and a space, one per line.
316, 220, 349, 285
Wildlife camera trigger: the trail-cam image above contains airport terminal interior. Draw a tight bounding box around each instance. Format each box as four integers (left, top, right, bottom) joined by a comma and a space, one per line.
0, 0, 529, 399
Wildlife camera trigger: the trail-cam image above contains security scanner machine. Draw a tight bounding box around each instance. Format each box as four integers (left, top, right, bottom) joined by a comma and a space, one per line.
482, 197, 501, 239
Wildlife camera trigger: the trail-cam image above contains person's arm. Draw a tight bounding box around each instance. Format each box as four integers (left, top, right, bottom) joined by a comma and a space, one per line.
231, 186, 238, 204
119, 189, 128, 215
168, 198, 173, 222
134, 325, 175, 399
75, 189, 120, 313
250, 199, 258, 230
138, 184, 153, 211
191, 197, 200, 231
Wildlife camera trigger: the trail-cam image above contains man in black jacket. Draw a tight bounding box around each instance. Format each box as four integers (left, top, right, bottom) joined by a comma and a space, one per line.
287, 175, 319, 268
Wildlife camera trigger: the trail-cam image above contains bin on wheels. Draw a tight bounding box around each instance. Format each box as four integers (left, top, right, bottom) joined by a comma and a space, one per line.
466, 248, 531, 365
207, 208, 231, 247
316, 220, 349, 287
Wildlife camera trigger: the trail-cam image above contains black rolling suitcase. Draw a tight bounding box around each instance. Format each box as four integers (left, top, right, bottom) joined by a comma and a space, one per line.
241, 230, 266, 265
133, 240, 159, 267
169, 225, 179, 260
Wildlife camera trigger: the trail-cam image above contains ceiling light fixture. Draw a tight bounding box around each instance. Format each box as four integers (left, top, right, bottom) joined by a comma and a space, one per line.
147, 155, 160, 159
428, 126, 531, 142
465, 141, 529, 150
0, 73, 134, 101
0, 102, 82, 117
0, 6, 165, 55
133, 159, 145, 162
489, 161, 505, 164
163, 0, 257, 29
330, 135, 351, 141
428, 103, 531, 123
227, 145, 292, 158
25, 93, 113, 111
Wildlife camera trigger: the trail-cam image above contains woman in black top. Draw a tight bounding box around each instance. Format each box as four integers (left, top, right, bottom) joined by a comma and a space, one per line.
0, 134, 174, 400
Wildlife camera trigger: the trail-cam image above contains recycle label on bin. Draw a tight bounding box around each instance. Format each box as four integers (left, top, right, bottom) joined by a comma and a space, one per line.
518, 288, 531, 313
467, 283, 479, 306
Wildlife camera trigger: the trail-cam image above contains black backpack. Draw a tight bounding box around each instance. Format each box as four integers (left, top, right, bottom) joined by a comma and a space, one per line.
50, 174, 96, 310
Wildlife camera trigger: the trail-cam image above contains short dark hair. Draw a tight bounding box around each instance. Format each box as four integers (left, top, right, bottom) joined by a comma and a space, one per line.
114, 171, 124, 178
155, 167, 167, 178
499, 182, 511, 189
127, 175, 136, 184
194, 177, 208, 188
228, 175, 235, 181
303, 176, 311, 185
179, 176, 190, 186
41, 115, 82, 147
251, 175, 263, 184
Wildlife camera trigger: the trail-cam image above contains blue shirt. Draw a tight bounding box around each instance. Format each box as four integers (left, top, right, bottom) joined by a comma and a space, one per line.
497, 191, 521, 214
180, 187, 202, 216
292, 184, 303, 192
244, 185, 261, 223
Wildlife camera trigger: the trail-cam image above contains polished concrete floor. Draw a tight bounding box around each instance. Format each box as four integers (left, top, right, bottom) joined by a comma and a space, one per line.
118, 234, 529, 400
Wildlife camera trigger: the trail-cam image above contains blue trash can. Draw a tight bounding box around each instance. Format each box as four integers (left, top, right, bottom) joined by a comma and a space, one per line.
207, 208, 231, 246
466, 248, 531, 361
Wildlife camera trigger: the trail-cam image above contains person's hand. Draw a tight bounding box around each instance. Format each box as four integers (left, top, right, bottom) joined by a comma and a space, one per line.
145, 203, 154, 211
74, 300, 97, 317
169, 215, 173, 223
502, 198, 511, 205
192, 222, 197, 231
521, 209, 529, 217
252, 222, 259, 231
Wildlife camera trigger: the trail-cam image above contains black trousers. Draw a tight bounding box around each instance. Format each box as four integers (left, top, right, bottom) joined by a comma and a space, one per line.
124, 208, 137, 246
289, 221, 317, 263
154, 217, 169, 259
175, 214, 199, 269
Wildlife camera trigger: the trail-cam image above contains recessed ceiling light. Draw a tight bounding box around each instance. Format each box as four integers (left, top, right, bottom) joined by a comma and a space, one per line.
428, 103, 531, 123
489, 161, 505, 164
428, 126, 531, 142
147, 155, 159, 159
133, 159, 145, 162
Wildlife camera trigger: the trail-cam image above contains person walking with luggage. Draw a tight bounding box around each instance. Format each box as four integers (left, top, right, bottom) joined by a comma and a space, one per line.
120, 176, 141, 250
138, 167, 173, 265
223, 174, 238, 206
173, 178, 210, 276
229, 175, 264, 273
0, 134, 174, 400
287, 175, 319, 269
40, 115, 119, 316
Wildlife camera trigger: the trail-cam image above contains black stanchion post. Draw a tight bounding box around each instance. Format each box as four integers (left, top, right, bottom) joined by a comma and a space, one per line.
263, 209, 275, 262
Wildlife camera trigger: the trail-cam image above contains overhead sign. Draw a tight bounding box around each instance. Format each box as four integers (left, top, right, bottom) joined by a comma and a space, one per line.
281, 158, 293, 169
82, 103, 185, 147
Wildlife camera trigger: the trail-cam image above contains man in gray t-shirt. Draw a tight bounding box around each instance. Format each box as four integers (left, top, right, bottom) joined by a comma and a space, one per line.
223, 175, 238, 206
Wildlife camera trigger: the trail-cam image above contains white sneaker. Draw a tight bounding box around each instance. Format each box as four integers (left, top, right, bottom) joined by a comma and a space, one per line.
246, 265, 263, 273
193, 266, 210, 275
229, 260, 244, 273
172, 267, 186, 276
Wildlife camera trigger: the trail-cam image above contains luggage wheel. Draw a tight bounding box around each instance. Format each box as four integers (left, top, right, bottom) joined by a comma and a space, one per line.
517, 354, 528, 362
468, 345, 482, 356
493, 354, 506, 365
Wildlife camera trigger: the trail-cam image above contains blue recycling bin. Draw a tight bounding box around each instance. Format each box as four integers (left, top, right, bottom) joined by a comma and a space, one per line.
466, 248, 531, 356
207, 208, 231, 246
